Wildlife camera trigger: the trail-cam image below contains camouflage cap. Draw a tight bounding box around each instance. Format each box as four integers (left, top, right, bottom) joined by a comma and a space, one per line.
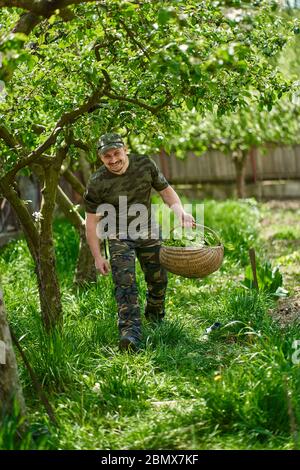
97, 133, 124, 155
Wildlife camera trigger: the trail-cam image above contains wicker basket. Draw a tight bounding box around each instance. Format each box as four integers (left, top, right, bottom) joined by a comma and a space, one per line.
159, 224, 224, 279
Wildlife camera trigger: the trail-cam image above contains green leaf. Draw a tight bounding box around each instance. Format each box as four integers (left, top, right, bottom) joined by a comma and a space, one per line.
158, 8, 174, 25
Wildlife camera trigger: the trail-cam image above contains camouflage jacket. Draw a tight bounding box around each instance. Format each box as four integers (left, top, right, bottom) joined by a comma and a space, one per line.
83, 154, 169, 237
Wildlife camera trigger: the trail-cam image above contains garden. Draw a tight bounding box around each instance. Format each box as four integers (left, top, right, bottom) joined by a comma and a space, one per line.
0, 0, 300, 452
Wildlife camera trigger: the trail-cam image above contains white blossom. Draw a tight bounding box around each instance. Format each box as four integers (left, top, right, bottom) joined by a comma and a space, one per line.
32, 211, 43, 222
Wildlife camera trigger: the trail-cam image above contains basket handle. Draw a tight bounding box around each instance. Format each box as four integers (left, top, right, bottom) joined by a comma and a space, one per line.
170, 223, 222, 245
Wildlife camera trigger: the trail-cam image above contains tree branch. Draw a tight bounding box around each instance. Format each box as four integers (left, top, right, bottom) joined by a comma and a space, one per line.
0, 180, 39, 260
70, 138, 90, 152
58, 7, 76, 21
118, 18, 151, 61
63, 168, 85, 196
13, 12, 41, 34
104, 89, 173, 115
0, 125, 21, 151
1, 0, 105, 37
49, 0, 107, 11
0, 82, 105, 184
0, 1, 34, 9
31, 124, 46, 135
100, 68, 173, 114
56, 185, 84, 231
0, 0, 107, 14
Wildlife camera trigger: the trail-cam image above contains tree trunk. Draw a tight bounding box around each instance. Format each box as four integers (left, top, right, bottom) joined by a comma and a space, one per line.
36, 240, 62, 330
75, 151, 99, 283
75, 226, 98, 285
236, 161, 246, 198
2, 154, 65, 331
78, 149, 92, 185
59, 155, 99, 285
30, 162, 63, 330
233, 150, 248, 199
0, 288, 26, 419
38, 151, 66, 330
56, 186, 97, 285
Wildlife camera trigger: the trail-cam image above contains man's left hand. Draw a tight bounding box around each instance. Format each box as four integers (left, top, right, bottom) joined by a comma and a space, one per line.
181, 211, 196, 228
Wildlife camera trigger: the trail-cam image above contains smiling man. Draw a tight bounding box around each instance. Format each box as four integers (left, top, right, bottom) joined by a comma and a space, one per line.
83, 133, 195, 352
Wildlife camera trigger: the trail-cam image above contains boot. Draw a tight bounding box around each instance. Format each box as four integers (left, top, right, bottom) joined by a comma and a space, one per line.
144, 306, 165, 324
118, 324, 141, 352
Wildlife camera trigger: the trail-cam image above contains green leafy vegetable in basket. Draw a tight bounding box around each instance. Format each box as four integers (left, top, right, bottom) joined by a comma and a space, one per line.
162, 225, 218, 248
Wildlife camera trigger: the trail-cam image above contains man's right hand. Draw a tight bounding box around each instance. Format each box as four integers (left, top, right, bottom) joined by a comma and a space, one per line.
95, 257, 110, 276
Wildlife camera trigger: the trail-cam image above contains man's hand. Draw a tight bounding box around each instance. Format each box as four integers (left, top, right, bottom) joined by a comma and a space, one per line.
181, 211, 196, 228
95, 256, 110, 276
159, 186, 196, 228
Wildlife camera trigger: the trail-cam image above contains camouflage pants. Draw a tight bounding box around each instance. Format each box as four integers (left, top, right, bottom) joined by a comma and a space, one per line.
108, 237, 168, 340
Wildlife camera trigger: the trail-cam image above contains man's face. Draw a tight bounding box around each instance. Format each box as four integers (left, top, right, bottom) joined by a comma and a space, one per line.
100, 146, 128, 174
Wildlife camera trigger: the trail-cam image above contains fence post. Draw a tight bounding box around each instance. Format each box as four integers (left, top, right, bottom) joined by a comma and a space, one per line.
249, 248, 259, 290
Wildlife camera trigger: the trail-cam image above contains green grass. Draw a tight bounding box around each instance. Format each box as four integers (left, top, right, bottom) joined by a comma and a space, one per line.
0, 200, 300, 450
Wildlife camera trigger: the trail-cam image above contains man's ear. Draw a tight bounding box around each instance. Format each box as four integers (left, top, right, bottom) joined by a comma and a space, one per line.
98, 152, 104, 165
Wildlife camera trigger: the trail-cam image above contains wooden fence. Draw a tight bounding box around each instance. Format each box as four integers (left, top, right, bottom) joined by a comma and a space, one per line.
1, 144, 300, 238
154, 145, 300, 184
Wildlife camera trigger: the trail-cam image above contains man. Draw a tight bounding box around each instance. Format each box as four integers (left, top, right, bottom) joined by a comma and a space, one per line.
83, 133, 195, 352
